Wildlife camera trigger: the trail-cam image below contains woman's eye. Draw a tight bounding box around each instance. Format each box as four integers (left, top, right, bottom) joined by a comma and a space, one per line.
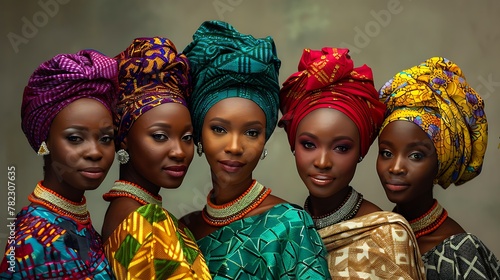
301, 141, 315, 149
182, 134, 193, 142
245, 129, 259, 138
409, 152, 424, 160
380, 150, 392, 158
334, 145, 349, 153
152, 133, 168, 141
67, 135, 82, 143
100, 135, 114, 144
212, 126, 226, 134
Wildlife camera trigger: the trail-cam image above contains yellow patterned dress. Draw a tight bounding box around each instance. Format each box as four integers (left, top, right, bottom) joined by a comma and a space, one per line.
319, 211, 426, 279
104, 203, 211, 279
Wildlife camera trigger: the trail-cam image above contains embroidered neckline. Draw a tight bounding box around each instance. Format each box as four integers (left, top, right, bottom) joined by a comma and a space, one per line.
202, 180, 271, 226
102, 180, 162, 206
28, 181, 90, 225
304, 187, 363, 229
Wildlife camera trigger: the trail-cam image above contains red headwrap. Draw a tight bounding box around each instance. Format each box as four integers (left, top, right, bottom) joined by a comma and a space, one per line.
278, 48, 385, 157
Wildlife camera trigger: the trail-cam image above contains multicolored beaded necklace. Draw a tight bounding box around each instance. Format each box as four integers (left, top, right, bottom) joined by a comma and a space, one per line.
28, 181, 90, 225
202, 180, 271, 226
102, 180, 162, 206
304, 186, 363, 230
407, 199, 448, 238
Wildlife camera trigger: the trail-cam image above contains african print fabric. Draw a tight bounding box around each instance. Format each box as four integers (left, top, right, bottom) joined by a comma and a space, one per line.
197, 203, 331, 279
422, 233, 500, 279
104, 203, 211, 279
0, 205, 114, 279
319, 211, 426, 279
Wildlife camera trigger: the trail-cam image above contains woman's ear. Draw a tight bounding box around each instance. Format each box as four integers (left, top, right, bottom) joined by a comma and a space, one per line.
120, 137, 128, 150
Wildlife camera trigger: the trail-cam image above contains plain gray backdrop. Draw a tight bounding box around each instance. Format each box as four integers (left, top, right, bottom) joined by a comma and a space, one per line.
1, 0, 499, 257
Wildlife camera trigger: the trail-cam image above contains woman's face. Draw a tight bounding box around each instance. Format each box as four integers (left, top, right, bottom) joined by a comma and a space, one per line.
44, 98, 115, 201
377, 120, 438, 204
294, 108, 360, 198
124, 103, 194, 190
201, 97, 266, 186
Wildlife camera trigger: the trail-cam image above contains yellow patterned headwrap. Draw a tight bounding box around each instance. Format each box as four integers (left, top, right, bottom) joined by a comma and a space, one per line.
379, 57, 488, 189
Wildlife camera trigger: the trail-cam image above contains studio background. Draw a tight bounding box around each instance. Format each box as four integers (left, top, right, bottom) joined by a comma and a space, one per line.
1, 0, 499, 257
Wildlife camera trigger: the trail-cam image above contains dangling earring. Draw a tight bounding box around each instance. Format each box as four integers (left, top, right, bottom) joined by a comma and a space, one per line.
292, 150, 295, 156
260, 148, 268, 160
37, 141, 50, 156
197, 142, 203, 157
358, 156, 363, 163
117, 149, 130, 164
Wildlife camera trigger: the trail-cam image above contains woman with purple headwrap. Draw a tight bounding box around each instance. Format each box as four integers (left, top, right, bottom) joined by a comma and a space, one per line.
0, 50, 117, 279
378, 57, 500, 279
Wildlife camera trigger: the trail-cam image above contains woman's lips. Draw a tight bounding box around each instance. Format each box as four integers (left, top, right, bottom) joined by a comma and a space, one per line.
79, 167, 105, 180
385, 182, 410, 192
309, 175, 333, 186
219, 160, 244, 173
163, 165, 187, 178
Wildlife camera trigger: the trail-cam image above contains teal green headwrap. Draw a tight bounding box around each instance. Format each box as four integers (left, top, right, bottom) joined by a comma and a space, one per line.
183, 20, 281, 144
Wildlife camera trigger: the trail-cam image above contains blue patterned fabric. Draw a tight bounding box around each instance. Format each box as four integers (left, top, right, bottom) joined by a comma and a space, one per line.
0, 205, 114, 279
197, 203, 331, 279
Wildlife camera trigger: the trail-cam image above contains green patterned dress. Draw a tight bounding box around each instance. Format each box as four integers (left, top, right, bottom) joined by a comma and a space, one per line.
197, 203, 331, 279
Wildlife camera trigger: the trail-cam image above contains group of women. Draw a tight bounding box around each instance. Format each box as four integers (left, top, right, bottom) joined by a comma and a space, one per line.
1, 20, 499, 279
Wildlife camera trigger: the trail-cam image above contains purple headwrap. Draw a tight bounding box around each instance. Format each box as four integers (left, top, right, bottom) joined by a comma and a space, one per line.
21, 49, 118, 153
114, 37, 191, 145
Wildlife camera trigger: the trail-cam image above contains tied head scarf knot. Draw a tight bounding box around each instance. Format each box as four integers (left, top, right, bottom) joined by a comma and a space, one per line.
21, 49, 118, 153
278, 47, 386, 157
114, 37, 191, 146
183, 20, 281, 144
379, 57, 488, 188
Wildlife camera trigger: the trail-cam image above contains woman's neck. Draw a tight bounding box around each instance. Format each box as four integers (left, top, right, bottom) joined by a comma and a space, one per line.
395, 196, 436, 221
308, 186, 351, 217
210, 173, 254, 205
119, 164, 161, 195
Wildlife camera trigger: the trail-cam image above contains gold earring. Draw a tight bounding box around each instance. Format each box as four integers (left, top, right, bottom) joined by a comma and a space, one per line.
37, 141, 50, 156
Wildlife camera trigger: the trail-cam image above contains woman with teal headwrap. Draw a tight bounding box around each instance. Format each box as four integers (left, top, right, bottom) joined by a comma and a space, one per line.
180, 20, 331, 279
377, 57, 499, 279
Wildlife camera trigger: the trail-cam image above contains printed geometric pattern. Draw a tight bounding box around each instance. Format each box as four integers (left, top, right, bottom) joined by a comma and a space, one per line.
105, 203, 210, 279
197, 203, 331, 279
0, 205, 114, 279
319, 211, 426, 279
423, 233, 500, 279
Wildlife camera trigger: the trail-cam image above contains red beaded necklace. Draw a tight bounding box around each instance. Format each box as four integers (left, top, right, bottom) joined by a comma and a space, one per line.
103, 180, 162, 206
202, 180, 271, 227
407, 200, 448, 239
28, 181, 90, 225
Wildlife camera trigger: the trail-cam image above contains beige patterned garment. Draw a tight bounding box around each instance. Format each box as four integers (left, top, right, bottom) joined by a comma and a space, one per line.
319, 211, 426, 279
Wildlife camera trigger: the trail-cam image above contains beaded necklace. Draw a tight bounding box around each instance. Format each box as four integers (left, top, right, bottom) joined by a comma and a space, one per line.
304, 187, 363, 230
407, 200, 448, 238
28, 181, 90, 225
102, 180, 162, 206
202, 180, 271, 226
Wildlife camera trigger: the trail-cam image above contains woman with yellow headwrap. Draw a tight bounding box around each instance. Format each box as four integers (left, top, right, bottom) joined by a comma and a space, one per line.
378, 57, 500, 279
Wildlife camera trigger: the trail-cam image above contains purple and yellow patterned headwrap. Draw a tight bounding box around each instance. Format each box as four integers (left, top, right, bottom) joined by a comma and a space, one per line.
21, 49, 118, 153
114, 37, 191, 145
379, 57, 488, 188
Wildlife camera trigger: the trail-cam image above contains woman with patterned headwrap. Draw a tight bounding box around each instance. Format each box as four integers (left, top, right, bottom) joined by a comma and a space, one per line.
279, 47, 426, 279
101, 37, 211, 279
378, 56, 500, 279
0, 50, 117, 279
178, 20, 331, 279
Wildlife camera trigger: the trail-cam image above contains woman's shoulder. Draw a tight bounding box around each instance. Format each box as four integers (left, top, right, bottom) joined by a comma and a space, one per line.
423, 233, 500, 279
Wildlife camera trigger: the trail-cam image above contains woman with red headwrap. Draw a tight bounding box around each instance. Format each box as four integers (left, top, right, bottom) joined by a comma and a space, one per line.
0, 50, 117, 279
279, 47, 425, 279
